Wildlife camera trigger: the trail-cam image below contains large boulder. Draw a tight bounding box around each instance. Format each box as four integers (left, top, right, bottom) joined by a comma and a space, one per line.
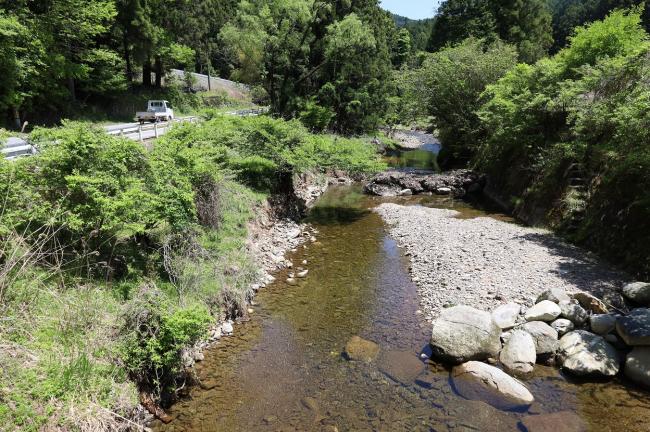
550, 319, 574, 337
558, 301, 588, 326
525, 301, 561, 322
536, 288, 571, 304
344, 336, 379, 362
500, 330, 536, 375
451, 361, 535, 410
557, 330, 620, 377
572, 292, 609, 314
430, 305, 501, 363
624, 347, 650, 388
519, 411, 587, 432
492, 303, 521, 330
616, 308, 650, 346
589, 314, 617, 335
520, 321, 559, 356
622, 282, 650, 305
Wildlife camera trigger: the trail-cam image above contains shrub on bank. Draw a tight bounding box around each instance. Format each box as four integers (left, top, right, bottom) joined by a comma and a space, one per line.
0, 114, 384, 429
477, 9, 650, 276
158, 114, 385, 191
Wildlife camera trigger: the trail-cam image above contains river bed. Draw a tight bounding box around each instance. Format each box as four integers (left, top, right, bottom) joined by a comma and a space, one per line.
151, 146, 650, 432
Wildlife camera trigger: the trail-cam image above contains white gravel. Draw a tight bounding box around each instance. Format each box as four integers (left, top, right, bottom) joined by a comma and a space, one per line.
375, 203, 627, 322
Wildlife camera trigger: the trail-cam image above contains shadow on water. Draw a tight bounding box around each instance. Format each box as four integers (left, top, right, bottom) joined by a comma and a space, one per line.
305, 185, 370, 225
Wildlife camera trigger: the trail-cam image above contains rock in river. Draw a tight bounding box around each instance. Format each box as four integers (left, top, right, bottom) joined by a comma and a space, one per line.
519, 411, 587, 432
550, 319, 574, 337
589, 314, 617, 335
492, 303, 521, 330
622, 282, 650, 305
559, 301, 588, 326
344, 336, 379, 362
451, 361, 534, 410
378, 350, 424, 383
500, 330, 536, 375
430, 305, 501, 363
624, 347, 650, 388
536, 288, 571, 304
525, 300, 561, 322
519, 321, 559, 356
616, 308, 650, 346
557, 330, 620, 377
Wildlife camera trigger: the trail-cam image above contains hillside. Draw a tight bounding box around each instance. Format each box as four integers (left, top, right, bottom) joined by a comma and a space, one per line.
390, 13, 436, 51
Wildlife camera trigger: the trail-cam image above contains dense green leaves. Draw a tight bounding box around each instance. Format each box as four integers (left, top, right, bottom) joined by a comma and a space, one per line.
218, 0, 396, 133
477, 9, 650, 275
408, 38, 518, 163
428, 0, 553, 63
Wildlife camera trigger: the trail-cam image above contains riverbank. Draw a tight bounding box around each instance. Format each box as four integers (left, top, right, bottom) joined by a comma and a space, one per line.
375, 203, 630, 322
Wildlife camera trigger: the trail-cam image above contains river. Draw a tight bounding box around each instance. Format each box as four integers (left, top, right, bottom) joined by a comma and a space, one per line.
151, 144, 650, 431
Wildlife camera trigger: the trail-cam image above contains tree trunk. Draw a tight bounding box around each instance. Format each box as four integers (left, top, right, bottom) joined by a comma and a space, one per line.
11, 106, 21, 130
143, 59, 152, 87
123, 35, 132, 82
68, 77, 76, 102
154, 56, 162, 88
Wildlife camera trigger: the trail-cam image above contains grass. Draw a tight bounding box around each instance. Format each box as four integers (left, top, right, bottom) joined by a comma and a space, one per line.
0, 181, 264, 431
0, 114, 384, 430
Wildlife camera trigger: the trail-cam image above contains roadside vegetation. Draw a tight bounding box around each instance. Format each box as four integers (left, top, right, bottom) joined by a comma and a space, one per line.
0, 117, 383, 430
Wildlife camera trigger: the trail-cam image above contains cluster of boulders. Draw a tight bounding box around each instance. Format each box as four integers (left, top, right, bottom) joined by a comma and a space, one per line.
364, 169, 483, 197
429, 282, 650, 410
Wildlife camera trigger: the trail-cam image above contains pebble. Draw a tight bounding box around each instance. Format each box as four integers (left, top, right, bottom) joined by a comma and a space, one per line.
374, 203, 625, 322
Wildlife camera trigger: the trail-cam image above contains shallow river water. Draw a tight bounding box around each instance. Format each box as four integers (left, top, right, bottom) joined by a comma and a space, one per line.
152, 148, 650, 432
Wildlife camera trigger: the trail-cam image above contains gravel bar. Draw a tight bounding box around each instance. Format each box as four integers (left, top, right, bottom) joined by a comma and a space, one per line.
375, 203, 628, 322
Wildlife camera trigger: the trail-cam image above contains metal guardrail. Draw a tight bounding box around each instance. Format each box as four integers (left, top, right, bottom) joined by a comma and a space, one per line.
1, 137, 36, 160
3, 107, 269, 160
105, 116, 199, 142
226, 107, 269, 116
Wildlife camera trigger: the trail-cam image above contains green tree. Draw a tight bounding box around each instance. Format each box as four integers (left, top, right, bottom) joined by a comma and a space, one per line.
428, 0, 497, 51
477, 8, 650, 274
38, 0, 120, 100
548, 0, 649, 51
491, 0, 553, 62
428, 0, 553, 62
0, 11, 45, 128
413, 38, 518, 164
392, 28, 412, 66
219, 0, 395, 133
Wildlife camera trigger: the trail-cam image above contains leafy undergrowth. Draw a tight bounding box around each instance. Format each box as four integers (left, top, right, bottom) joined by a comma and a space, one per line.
0, 116, 382, 430
476, 9, 650, 277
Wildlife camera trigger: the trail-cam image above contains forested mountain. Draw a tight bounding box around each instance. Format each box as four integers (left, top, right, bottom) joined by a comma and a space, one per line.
390, 13, 435, 52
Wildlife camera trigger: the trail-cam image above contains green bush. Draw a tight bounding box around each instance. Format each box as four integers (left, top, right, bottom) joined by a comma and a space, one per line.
409, 38, 518, 166
299, 99, 335, 132
0, 122, 198, 279
157, 115, 384, 191
250, 85, 269, 105
119, 285, 211, 392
